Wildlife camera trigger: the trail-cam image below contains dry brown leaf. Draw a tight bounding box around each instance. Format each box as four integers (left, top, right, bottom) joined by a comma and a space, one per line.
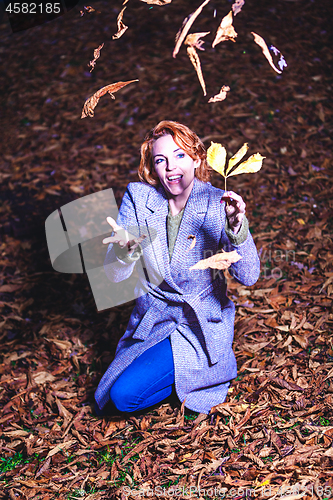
35, 456, 51, 478
81, 80, 139, 118
112, 6, 128, 40
47, 338, 72, 351
269, 376, 304, 392
122, 437, 155, 464
88, 43, 104, 72
140, 0, 172, 4
244, 450, 265, 468
0, 284, 21, 292
55, 397, 73, 423
251, 32, 282, 74
3, 429, 30, 438
292, 334, 308, 349
185, 32, 209, 96
208, 85, 230, 103
212, 11, 237, 48
187, 235, 196, 251
185, 32, 210, 51
173, 0, 211, 58
80, 5, 99, 16
46, 440, 76, 459
232, 0, 245, 16
33, 371, 57, 384
190, 250, 241, 270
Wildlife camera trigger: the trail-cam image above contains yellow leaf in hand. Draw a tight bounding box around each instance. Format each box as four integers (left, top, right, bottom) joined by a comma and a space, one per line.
227, 152, 265, 177
225, 142, 248, 175
207, 142, 226, 176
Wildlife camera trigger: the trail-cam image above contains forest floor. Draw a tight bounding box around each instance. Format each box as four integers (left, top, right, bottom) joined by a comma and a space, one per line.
0, 0, 333, 498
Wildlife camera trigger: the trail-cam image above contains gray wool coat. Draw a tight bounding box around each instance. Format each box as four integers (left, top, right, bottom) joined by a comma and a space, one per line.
95, 178, 260, 414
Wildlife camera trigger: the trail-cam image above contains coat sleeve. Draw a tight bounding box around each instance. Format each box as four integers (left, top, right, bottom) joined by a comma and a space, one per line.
220, 210, 260, 287
104, 184, 142, 283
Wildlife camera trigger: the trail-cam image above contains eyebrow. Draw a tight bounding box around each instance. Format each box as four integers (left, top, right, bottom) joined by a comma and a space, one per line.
153, 148, 182, 158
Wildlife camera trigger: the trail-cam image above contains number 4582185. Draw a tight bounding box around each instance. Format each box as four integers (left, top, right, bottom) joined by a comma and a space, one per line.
5, 3, 61, 14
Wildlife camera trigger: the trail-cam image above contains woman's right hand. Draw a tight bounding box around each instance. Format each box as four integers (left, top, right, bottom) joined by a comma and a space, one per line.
102, 217, 146, 254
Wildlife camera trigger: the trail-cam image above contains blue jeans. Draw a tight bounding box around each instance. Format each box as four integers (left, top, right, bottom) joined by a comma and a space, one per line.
108, 337, 175, 413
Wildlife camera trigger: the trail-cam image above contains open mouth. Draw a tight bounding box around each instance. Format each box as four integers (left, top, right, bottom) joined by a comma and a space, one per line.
167, 175, 183, 183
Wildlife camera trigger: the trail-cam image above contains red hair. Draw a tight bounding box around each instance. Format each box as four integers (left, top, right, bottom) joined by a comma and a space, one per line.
138, 121, 211, 185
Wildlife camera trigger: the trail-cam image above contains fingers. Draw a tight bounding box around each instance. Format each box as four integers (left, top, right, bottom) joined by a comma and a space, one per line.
106, 216, 122, 232
221, 191, 246, 213
102, 236, 126, 246
103, 233, 146, 251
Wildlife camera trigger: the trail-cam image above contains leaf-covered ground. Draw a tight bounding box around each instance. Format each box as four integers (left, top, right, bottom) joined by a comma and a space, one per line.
0, 0, 333, 498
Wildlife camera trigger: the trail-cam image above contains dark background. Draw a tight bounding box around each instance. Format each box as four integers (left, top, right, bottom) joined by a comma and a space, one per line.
0, 0, 333, 496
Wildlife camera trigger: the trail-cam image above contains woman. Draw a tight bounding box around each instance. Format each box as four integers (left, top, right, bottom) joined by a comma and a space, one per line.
95, 121, 260, 415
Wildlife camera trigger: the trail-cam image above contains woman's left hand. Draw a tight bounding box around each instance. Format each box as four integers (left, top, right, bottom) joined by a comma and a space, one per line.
221, 191, 246, 234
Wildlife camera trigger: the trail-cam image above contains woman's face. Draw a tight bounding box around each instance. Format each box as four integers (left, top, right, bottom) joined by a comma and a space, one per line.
152, 134, 200, 199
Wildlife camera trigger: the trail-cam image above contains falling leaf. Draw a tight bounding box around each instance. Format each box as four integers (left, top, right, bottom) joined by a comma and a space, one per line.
80, 5, 99, 16
173, 0, 211, 58
186, 46, 206, 95
206, 141, 226, 175
185, 32, 210, 51
88, 43, 104, 72
252, 32, 282, 74
190, 250, 242, 270
81, 80, 139, 118
212, 11, 237, 48
232, 0, 245, 16
185, 32, 210, 96
208, 85, 230, 103
140, 0, 172, 4
112, 6, 128, 40
226, 142, 248, 175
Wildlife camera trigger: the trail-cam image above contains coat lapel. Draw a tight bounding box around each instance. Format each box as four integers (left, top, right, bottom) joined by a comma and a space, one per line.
145, 185, 174, 288
144, 179, 210, 291
170, 179, 210, 271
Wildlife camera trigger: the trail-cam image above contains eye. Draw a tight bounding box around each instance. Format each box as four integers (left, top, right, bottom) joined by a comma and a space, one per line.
176, 152, 185, 159
155, 158, 165, 165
